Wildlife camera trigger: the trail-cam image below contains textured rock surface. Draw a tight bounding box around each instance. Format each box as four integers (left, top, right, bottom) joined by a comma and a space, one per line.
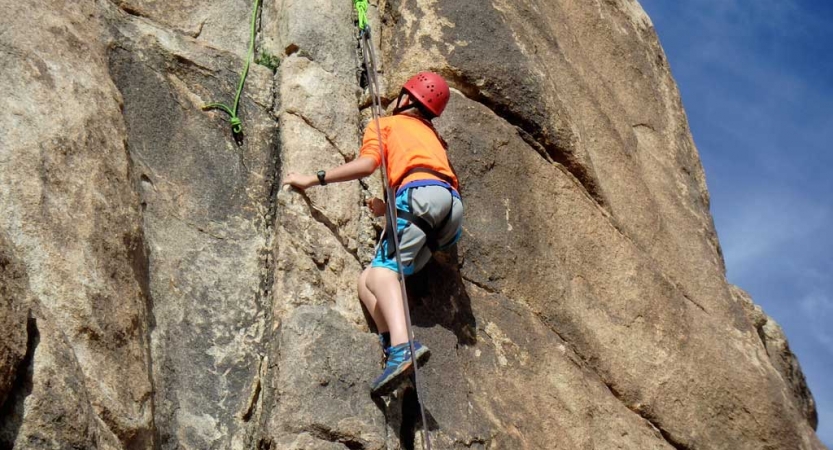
1, 0, 153, 446
111, 0, 255, 54
0, 0, 826, 449
432, 93, 822, 449
104, 2, 278, 448
732, 285, 819, 429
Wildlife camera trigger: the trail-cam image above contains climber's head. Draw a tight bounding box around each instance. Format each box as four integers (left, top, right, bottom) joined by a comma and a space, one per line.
393, 72, 450, 119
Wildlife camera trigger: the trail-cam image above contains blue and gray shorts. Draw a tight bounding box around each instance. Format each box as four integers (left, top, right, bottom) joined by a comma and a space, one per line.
371, 184, 463, 276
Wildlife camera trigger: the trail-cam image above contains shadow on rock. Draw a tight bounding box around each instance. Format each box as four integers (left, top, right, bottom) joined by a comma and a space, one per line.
366, 247, 475, 449
0, 316, 38, 447
406, 248, 477, 347
372, 379, 439, 450
233, 129, 245, 147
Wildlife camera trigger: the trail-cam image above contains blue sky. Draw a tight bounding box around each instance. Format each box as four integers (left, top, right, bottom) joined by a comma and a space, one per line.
640, 0, 833, 445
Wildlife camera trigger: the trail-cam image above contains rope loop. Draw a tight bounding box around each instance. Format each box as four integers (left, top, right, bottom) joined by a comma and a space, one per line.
230, 116, 243, 134
201, 0, 262, 140
354, 0, 369, 31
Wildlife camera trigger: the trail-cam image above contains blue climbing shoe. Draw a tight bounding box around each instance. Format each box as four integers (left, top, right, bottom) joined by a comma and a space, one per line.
379, 334, 391, 361
370, 341, 430, 396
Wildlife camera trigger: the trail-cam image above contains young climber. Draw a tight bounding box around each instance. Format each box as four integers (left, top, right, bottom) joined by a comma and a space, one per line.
282, 72, 463, 395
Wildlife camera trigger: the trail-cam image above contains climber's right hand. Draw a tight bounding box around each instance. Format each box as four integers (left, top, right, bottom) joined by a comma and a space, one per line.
282, 172, 318, 191
367, 197, 386, 217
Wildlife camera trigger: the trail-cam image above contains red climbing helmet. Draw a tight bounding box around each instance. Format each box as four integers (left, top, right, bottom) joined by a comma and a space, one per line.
401, 72, 450, 118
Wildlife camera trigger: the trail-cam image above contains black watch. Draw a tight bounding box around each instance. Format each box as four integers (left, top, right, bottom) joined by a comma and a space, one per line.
316, 170, 327, 186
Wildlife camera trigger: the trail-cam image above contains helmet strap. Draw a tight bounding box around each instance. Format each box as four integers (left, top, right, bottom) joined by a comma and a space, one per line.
393, 89, 438, 119
392, 90, 417, 115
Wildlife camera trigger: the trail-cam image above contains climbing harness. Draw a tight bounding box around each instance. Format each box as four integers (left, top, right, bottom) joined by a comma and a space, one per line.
392, 167, 455, 192
202, 0, 262, 142
353, 2, 433, 449
392, 187, 455, 254
386, 167, 457, 255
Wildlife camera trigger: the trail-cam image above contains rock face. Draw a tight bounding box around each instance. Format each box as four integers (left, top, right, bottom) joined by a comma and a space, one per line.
0, 0, 825, 449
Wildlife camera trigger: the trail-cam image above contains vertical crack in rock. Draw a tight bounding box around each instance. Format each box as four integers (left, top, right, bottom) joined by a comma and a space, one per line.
125, 221, 160, 448
119, 56, 160, 446
440, 80, 646, 255
247, 9, 280, 443
258, 147, 280, 328
105, 3, 279, 443
515, 126, 556, 164
240, 356, 264, 422
459, 103, 708, 320
259, 67, 281, 348
398, 386, 421, 450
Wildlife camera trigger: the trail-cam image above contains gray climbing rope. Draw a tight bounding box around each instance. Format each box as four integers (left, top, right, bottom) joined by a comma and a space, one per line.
355, 13, 434, 450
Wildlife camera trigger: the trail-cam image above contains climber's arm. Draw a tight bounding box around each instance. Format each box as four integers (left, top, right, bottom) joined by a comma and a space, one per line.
282, 156, 378, 191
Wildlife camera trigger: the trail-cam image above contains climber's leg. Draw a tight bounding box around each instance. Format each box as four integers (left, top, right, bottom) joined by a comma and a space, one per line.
358, 267, 388, 333
365, 267, 408, 346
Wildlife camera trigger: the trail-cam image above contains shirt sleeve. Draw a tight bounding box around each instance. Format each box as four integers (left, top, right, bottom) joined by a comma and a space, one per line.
359, 119, 386, 167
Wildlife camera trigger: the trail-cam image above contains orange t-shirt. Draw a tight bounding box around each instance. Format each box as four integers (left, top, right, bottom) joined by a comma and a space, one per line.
359, 115, 458, 191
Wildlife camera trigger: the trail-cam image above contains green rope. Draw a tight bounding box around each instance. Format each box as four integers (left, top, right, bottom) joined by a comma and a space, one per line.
202, 0, 262, 135
354, 0, 369, 31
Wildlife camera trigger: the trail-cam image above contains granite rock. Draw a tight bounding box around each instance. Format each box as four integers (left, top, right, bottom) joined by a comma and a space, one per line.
0, 0, 825, 448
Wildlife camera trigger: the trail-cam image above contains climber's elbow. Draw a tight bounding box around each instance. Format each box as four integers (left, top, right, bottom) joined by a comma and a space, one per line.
356, 156, 378, 178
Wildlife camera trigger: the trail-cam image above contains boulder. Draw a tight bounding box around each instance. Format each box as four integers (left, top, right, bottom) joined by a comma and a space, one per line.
1, 0, 153, 445
0, 0, 825, 448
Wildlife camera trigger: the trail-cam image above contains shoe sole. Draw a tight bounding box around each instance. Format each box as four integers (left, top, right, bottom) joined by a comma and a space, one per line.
413, 346, 431, 365
371, 347, 431, 396
371, 361, 413, 396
